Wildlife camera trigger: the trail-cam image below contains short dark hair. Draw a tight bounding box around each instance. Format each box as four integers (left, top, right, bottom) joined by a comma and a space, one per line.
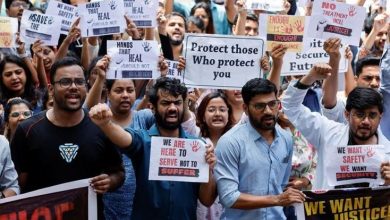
233, 12, 259, 26
187, 16, 206, 32
196, 92, 233, 138
49, 57, 84, 83
5, 0, 30, 9
355, 56, 380, 77
241, 78, 278, 105
166, 12, 188, 31
346, 87, 383, 113
148, 77, 187, 108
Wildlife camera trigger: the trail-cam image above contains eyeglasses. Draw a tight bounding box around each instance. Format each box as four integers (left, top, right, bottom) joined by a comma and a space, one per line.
11, 1, 29, 8
53, 78, 86, 88
207, 107, 228, 114
351, 111, 380, 120
10, 110, 33, 118
250, 100, 280, 111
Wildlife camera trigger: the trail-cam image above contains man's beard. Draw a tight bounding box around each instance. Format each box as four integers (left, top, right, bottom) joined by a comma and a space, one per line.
168, 34, 183, 46
248, 113, 277, 131
155, 111, 184, 130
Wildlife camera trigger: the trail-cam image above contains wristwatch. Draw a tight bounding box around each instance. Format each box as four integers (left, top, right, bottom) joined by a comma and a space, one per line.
294, 79, 312, 90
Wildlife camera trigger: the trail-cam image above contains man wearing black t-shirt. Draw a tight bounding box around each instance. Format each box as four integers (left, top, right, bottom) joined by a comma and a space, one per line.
10, 57, 124, 217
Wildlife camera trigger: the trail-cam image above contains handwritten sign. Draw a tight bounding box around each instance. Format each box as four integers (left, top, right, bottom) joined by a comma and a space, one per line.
307, 0, 366, 46
107, 40, 159, 79
281, 39, 348, 75
294, 187, 390, 220
124, 0, 158, 28
245, 0, 284, 11
260, 15, 307, 52
165, 60, 182, 82
78, 0, 125, 37
20, 10, 62, 46
0, 17, 18, 48
183, 34, 264, 89
45, 1, 78, 34
325, 145, 386, 187
149, 137, 209, 183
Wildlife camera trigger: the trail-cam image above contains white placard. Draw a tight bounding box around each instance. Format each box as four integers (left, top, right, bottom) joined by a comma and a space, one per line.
124, 0, 158, 28
281, 38, 348, 75
0, 16, 18, 48
307, 0, 366, 46
183, 34, 264, 89
78, 0, 126, 37
20, 10, 62, 46
246, 0, 284, 11
166, 60, 182, 82
325, 145, 386, 187
149, 137, 209, 183
107, 40, 159, 79
45, 1, 78, 35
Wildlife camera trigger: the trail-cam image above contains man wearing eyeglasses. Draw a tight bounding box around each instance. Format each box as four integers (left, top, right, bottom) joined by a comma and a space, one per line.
214, 78, 305, 220
5, 0, 31, 21
10, 57, 124, 219
282, 63, 390, 189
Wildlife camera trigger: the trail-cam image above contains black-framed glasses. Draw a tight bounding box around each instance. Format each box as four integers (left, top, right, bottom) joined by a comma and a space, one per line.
351, 111, 380, 120
54, 78, 86, 88
10, 110, 33, 118
250, 100, 280, 111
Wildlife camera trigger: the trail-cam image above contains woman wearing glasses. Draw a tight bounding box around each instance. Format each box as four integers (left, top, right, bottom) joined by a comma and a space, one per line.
195, 92, 233, 220
3, 98, 33, 141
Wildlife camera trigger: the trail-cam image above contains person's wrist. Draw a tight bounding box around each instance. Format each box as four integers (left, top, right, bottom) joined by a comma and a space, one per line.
18, 52, 29, 59
0, 191, 5, 199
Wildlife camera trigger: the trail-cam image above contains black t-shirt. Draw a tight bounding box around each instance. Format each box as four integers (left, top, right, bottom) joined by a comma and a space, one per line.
10, 110, 123, 193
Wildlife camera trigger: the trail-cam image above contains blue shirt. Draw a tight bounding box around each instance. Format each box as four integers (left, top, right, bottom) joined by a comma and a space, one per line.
125, 124, 200, 220
215, 122, 293, 220
379, 45, 390, 139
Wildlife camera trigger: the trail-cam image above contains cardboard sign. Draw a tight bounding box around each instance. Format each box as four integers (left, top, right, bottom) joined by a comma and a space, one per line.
281, 38, 348, 75
166, 60, 182, 82
307, 0, 366, 46
324, 145, 386, 187
260, 14, 307, 52
294, 187, 390, 220
124, 0, 158, 28
149, 137, 209, 183
107, 40, 159, 79
45, 1, 78, 34
78, 0, 126, 37
0, 179, 97, 220
245, 0, 284, 11
183, 34, 264, 89
0, 17, 18, 48
20, 10, 62, 45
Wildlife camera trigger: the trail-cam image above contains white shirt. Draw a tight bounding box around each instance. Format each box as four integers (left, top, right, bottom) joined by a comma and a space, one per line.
282, 83, 390, 189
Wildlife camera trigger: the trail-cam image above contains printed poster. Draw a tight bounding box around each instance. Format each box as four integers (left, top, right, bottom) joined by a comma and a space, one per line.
0, 17, 18, 48
294, 187, 390, 220
166, 60, 182, 82
20, 10, 62, 45
324, 145, 387, 187
183, 34, 264, 89
45, 1, 78, 34
281, 38, 348, 75
307, 0, 366, 46
149, 137, 209, 183
260, 14, 307, 52
78, 0, 126, 37
107, 40, 159, 79
0, 179, 97, 220
124, 0, 158, 28
246, 0, 284, 11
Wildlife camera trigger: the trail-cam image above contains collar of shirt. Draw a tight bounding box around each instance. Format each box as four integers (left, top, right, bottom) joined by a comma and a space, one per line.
245, 121, 282, 143
147, 124, 189, 139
